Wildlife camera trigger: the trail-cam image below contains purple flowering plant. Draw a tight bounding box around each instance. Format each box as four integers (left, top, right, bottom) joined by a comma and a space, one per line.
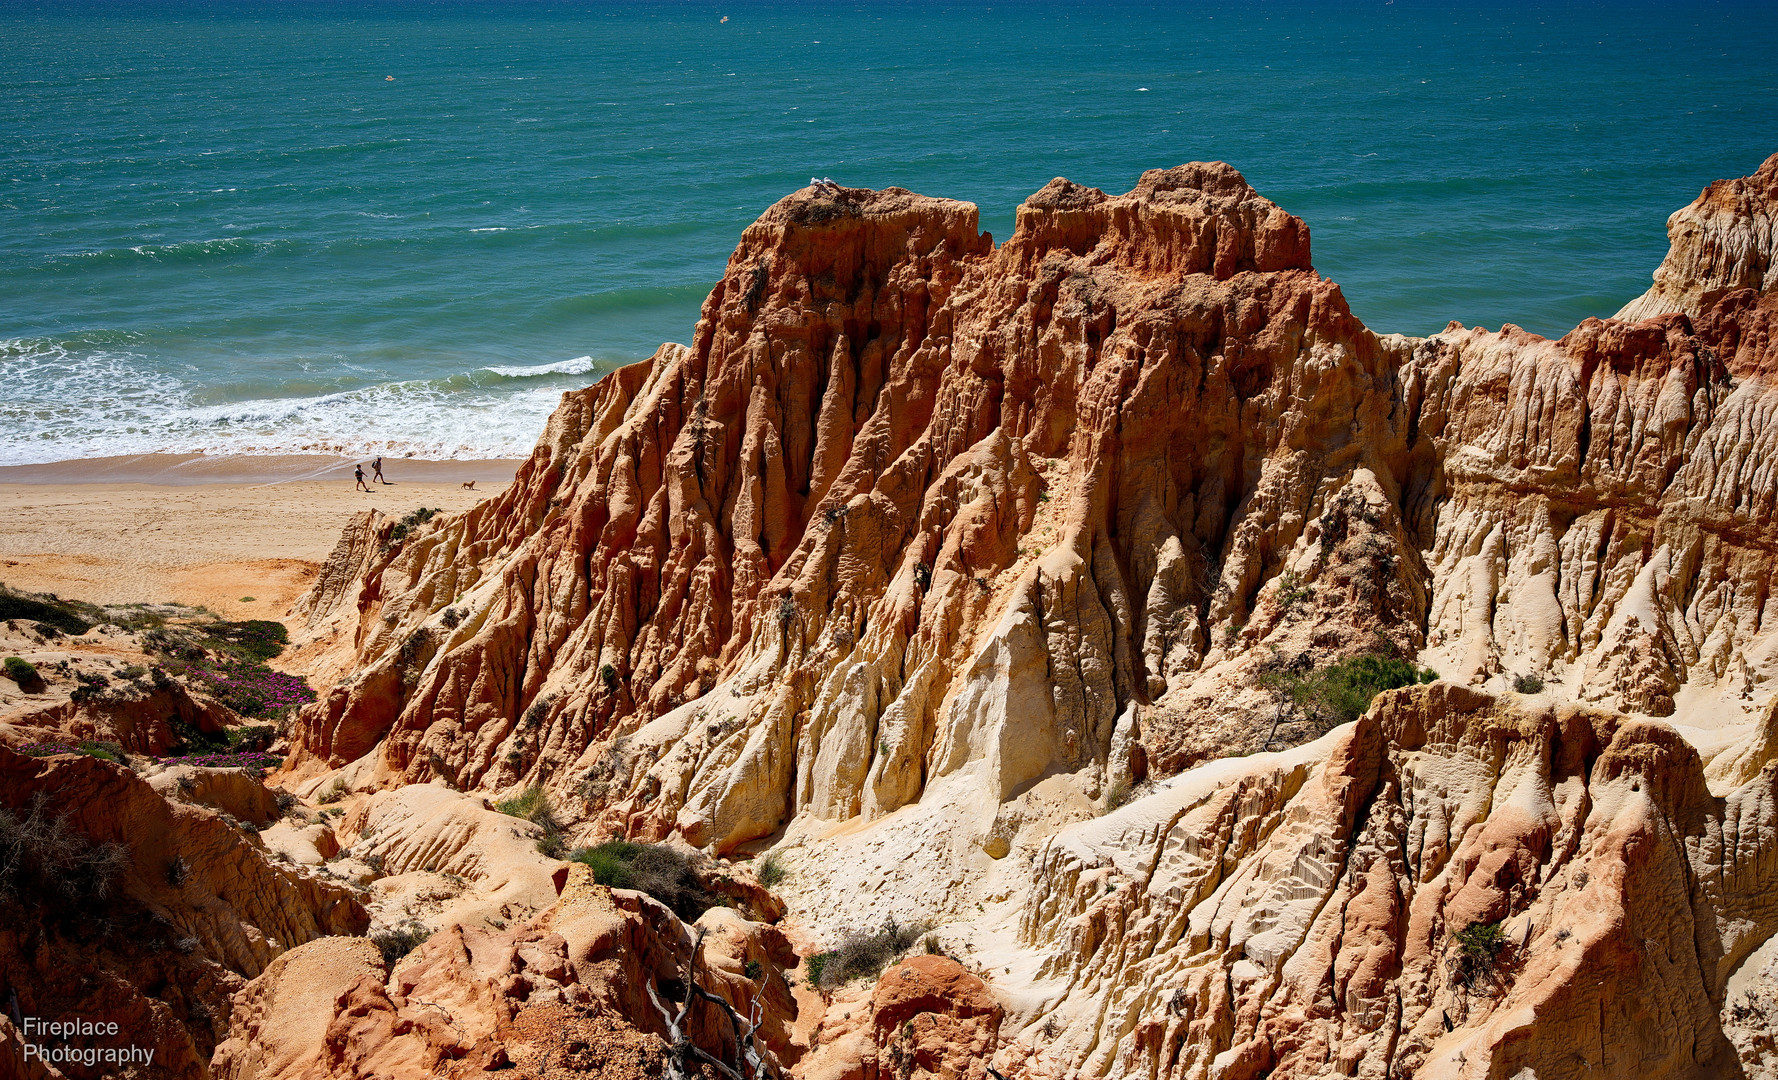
190, 662, 316, 717
152, 749, 283, 778
19, 741, 80, 757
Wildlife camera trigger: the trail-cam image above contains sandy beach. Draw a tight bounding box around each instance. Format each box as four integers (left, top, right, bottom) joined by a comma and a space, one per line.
0, 454, 520, 616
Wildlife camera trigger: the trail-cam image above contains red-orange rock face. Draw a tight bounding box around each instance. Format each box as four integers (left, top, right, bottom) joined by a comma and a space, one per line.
0, 746, 367, 1078
288, 162, 1426, 837
275, 152, 1778, 1080
290, 152, 1778, 852
211, 864, 801, 1080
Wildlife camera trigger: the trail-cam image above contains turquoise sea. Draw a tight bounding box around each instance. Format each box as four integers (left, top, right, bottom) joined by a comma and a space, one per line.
3, 2, 1777, 466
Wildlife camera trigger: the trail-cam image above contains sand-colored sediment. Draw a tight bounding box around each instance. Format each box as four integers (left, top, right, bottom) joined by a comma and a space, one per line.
0, 455, 517, 616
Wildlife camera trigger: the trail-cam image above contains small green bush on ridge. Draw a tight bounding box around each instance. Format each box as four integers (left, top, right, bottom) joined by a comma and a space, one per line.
570, 841, 719, 921
496, 784, 566, 858
804, 920, 927, 990
4, 657, 39, 686
1262, 653, 1437, 729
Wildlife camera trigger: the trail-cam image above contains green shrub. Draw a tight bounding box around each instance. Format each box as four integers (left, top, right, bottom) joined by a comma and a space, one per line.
384, 507, 442, 548
495, 784, 551, 822
15, 741, 128, 765
204, 620, 289, 662
76, 741, 127, 765
170, 717, 227, 756
0, 589, 94, 635
807, 920, 927, 991
108, 604, 168, 631
744, 959, 763, 981
69, 670, 110, 703
1512, 672, 1545, 695
496, 785, 565, 858
1451, 920, 1508, 990
371, 920, 433, 965
228, 725, 276, 752
3, 657, 39, 686
141, 626, 206, 663
522, 692, 554, 730
757, 850, 788, 888
1455, 920, 1506, 958
570, 841, 719, 921
1274, 568, 1313, 611
1262, 653, 1437, 730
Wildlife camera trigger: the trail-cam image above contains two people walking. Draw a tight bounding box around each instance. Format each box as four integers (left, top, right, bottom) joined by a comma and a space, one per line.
355, 456, 388, 492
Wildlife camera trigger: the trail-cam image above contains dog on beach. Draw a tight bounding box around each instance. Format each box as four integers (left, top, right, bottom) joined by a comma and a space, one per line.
461, 480, 476, 490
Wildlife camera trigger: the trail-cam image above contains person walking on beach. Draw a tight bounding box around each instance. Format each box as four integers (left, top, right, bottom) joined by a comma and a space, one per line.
372, 456, 387, 484
355, 464, 370, 492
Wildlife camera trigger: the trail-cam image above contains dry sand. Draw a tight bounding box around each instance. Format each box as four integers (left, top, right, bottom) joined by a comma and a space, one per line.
0, 454, 520, 617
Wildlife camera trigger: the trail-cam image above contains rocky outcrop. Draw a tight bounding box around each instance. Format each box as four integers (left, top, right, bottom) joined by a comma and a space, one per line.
276, 154, 1778, 1078
0, 746, 367, 1079
1002, 683, 1778, 1079
288, 162, 1425, 843
213, 863, 801, 1080
1618, 153, 1778, 321
339, 782, 566, 941
292, 153, 1778, 843
796, 954, 1004, 1080
149, 764, 283, 826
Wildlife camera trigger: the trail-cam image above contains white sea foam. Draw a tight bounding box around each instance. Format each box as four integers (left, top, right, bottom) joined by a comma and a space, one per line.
0, 338, 603, 466
481, 356, 596, 377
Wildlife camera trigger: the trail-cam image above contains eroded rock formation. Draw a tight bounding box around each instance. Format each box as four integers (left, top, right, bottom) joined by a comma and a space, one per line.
259, 151, 1778, 1078
0, 746, 367, 1078
212, 863, 800, 1080
1006, 683, 1778, 1079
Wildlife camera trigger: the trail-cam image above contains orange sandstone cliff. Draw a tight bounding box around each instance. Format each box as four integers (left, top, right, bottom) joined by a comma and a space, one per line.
233, 152, 1778, 1078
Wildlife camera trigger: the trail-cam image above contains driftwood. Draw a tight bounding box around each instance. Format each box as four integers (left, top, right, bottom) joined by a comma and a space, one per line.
649, 927, 780, 1080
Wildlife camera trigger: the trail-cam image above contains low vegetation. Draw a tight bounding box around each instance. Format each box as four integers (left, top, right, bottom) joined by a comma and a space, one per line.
3, 657, 40, 687
384, 507, 441, 549
19, 740, 130, 766
1273, 568, 1314, 611
1262, 652, 1438, 732
496, 784, 566, 858
1103, 778, 1145, 814
1450, 919, 1508, 991
756, 850, 788, 888
159, 750, 283, 777
191, 664, 314, 717
167, 716, 276, 755
371, 920, 433, 965
0, 791, 129, 909
1512, 672, 1545, 694
0, 586, 97, 635
136, 617, 314, 719
805, 919, 928, 991
571, 841, 719, 921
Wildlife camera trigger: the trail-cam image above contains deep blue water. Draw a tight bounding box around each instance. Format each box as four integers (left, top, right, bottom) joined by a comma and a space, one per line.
3, 1, 1776, 465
